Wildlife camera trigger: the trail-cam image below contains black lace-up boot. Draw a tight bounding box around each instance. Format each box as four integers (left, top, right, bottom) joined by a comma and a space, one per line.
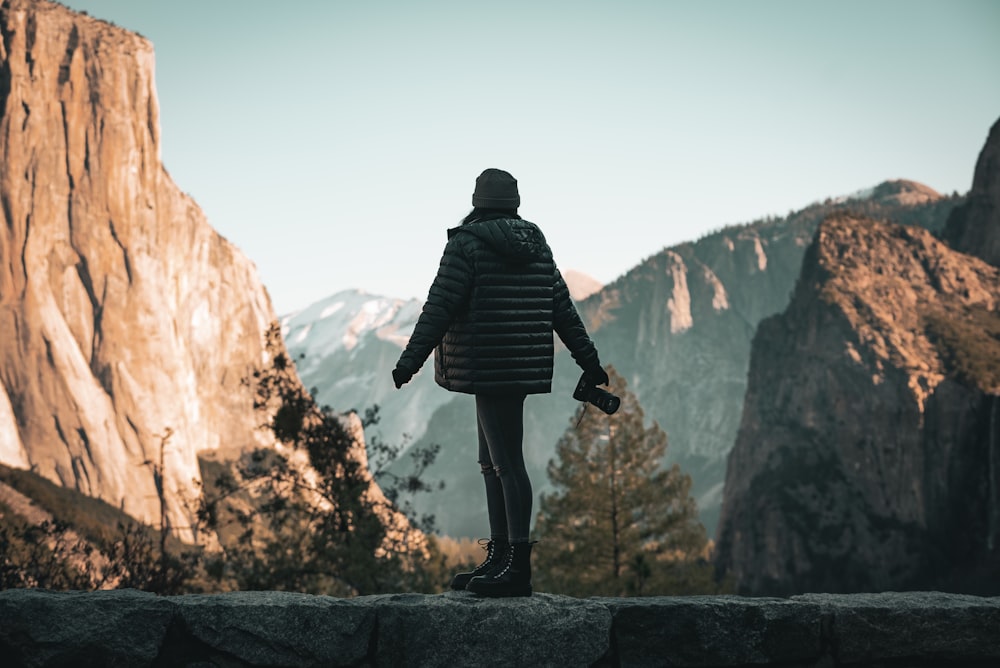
466, 541, 533, 597
450, 538, 509, 591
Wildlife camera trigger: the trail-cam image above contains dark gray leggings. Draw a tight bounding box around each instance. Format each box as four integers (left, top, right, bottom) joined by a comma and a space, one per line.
476, 394, 532, 543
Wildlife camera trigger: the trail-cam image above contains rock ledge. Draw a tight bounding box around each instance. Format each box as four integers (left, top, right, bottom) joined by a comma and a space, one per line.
1, 590, 997, 667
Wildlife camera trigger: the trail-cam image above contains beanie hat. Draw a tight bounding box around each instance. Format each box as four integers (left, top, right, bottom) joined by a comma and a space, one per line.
472, 168, 520, 209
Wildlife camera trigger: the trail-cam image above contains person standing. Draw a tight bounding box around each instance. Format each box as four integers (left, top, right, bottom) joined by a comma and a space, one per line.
392, 168, 609, 597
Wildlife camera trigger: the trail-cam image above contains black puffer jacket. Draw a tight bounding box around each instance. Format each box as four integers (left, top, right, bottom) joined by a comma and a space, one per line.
397, 217, 601, 395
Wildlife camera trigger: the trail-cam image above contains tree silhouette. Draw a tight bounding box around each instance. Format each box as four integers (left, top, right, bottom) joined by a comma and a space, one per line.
195, 322, 446, 595
1, 323, 449, 595
533, 366, 717, 596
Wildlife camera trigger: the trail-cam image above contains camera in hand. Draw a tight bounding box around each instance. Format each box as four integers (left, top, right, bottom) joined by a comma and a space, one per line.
573, 371, 621, 415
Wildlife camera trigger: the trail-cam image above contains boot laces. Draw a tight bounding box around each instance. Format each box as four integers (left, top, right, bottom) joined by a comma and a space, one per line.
492, 545, 514, 579
475, 538, 493, 570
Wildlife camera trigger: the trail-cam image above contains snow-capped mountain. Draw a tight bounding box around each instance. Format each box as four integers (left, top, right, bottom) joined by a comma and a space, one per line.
282, 290, 420, 366
281, 290, 449, 452
281, 271, 605, 454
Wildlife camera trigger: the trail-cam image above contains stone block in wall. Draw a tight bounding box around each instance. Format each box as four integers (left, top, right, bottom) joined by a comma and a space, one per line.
2, 589, 1000, 666
368, 591, 612, 667
165, 590, 374, 666
0, 589, 173, 666
601, 595, 824, 667
795, 591, 1000, 666
0, 589, 374, 667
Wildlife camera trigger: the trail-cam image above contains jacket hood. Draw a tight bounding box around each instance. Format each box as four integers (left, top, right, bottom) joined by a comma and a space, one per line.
449, 218, 552, 263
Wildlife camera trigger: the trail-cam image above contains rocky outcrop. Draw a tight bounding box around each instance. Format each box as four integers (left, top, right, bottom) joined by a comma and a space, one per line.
944, 116, 1000, 266
0, 589, 998, 667
715, 213, 1000, 595
0, 1, 280, 537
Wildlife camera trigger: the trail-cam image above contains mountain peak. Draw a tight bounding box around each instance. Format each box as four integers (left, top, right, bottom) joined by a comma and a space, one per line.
869, 179, 942, 206
831, 180, 941, 209
562, 269, 603, 301
943, 115, 1000, 267
282, 289, 421, 363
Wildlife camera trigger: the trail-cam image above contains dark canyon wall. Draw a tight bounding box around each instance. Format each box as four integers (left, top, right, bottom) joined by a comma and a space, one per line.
944, 117, 1000, 266
716, 212, 1000, 595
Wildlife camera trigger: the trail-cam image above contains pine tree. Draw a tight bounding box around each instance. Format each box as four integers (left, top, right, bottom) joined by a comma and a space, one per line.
533, 366, 715, 596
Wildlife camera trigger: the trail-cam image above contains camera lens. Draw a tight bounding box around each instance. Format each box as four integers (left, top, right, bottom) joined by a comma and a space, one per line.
574, 372, 621, 415
598, 393, 620, 415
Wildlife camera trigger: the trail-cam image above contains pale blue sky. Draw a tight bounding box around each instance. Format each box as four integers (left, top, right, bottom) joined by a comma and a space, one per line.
62, 1, 1000, 314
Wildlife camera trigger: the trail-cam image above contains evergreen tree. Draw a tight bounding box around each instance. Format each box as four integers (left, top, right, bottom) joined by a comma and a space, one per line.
195, 322, 447, 595
0, 324, 450, 595
533, 366, 716, 596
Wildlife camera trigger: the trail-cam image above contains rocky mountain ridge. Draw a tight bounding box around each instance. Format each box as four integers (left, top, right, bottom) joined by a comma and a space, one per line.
715, 211, 999, 594
944, 117, 1000, 266
282, 271, 605, 455
715, 117, 1000, 595
281, 290, 446, 457
377, 181, 962, 537
282, 181, 961, 539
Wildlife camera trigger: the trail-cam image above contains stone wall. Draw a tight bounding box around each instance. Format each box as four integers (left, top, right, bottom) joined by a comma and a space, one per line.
1, 590, 997, 667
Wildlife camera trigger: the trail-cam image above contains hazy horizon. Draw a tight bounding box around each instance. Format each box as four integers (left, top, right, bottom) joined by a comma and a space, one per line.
61, 0, 1000, 314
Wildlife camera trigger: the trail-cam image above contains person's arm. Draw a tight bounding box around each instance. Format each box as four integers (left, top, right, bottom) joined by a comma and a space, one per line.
552, 267, 606, 383
393, 236, 473, 386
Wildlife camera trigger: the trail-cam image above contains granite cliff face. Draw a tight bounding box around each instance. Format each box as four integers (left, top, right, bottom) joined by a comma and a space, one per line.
715, 212, 1000, 595
0, 1, 278, 537
944, 117, 1000, 267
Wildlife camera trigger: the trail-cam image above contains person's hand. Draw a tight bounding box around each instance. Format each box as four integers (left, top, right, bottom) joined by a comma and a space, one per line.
588, 366, 610, 387
392, 366, 413, 389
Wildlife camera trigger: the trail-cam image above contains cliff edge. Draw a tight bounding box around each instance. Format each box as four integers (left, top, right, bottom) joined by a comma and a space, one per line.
944, 116, 1000, 266
0, 0, 278, 537
715, 212, 1000, 595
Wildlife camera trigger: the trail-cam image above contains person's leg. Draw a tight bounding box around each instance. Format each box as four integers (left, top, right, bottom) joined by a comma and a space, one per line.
477, 410, 509, 541
449, 402, 513, 590
467, 393, 534, 596
474, 394, 532, 543
466, 392, 534, 597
